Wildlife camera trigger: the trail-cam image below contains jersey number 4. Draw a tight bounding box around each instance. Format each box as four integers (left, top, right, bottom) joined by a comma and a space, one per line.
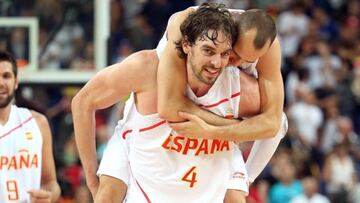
181, 166, 197, 188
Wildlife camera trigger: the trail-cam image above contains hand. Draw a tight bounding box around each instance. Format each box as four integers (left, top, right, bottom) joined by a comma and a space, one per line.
28, 189, 52, 203
169, 112, 216, 139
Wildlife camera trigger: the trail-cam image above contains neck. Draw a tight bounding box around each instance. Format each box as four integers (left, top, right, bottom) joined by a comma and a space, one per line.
0, 105, 11, 125
187, 68, 211, 97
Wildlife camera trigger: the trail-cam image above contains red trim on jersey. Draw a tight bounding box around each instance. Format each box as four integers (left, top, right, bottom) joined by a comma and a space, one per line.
122, 120, 167, 139
135, 179, 152, 203
121, 91, 240, 139
129, 162, 152, 203
0, 116, 33, 140
199, 92, 240, 108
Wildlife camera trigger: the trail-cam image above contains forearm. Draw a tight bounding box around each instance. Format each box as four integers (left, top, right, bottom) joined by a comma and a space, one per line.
41, 180, 61, 202
72, 96, 98, 184
213, 112, 281, 142
182, 98, 239, 126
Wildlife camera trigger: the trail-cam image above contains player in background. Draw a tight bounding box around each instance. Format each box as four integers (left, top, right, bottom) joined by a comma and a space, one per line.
0, 51, 60, 203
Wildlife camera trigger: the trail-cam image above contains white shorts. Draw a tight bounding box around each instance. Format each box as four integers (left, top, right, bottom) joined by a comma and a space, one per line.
97, 127, 130, 185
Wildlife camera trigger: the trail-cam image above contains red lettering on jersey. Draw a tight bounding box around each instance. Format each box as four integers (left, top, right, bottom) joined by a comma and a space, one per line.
182, 138, 198, 154
0, 153, 38, 170
210, 139, 221, 153
8, 157, 17, 170
220, 141, 230, 151
161, 134, 172, 150
0, 156, 9, 170
30, 154, 38, 168
172, 136, 184, 153
195, 139, 209, 155
161, 135, 230, 155
20, 154, 30, 168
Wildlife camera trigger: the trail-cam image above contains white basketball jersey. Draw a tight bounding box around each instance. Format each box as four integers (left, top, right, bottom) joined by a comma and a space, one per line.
0, 106, 42, 203
121, 67, 242, 203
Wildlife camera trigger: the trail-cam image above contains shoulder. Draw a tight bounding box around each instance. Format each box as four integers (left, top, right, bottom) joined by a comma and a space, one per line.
124, 50, 158, 68
30, 110, 49, 128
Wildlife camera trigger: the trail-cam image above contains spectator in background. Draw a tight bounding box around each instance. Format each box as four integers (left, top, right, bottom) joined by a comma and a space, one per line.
323, 141, 357, 203
302, 40, 341, 90
277, 1, 309, 59
290, 176, 330, 203
269, 153, 303, 203
288, 89, 323, 149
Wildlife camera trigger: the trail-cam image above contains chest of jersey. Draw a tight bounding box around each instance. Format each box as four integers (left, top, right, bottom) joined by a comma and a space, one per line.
0, 106, 42, 203
121, 68, 241, 203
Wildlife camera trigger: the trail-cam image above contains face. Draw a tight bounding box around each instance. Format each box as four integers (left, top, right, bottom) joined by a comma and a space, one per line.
0, 61, 18, 108
183, 30, 232, 86
228, 29, 271, 67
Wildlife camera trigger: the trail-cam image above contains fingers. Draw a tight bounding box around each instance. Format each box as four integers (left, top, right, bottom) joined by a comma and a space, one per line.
178, 111, 203, 123
169, 122, 185, 132
28, 189, 52, 203
178, 111, 193, 120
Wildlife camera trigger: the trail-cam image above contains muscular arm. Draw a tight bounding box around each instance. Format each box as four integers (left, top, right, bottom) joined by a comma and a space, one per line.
71, 50, 156, 197
213, 38, 283, 141
157, 8, 238, 126
32, 111, 60, 202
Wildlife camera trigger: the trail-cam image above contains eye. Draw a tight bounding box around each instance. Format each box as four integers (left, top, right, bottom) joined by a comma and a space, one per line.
221, 51, 230, 58
203, 49, 214, 55
2, 73, 12, 79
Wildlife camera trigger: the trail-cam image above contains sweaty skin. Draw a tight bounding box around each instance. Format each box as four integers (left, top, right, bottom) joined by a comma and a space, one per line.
157, 8, 284, 141
72, 50, 260, 202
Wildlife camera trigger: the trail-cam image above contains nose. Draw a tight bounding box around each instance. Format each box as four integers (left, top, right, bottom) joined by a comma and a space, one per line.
210, 54, 221, 69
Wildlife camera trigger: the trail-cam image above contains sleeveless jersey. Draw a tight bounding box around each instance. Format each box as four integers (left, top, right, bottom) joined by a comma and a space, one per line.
120, 67, 242, 203
0, 105, 42, 203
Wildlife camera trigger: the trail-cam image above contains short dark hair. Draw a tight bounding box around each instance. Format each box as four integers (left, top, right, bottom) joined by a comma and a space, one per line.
0, 51, 17, 77
235, 9, 277, 49
175, 3, 238, 59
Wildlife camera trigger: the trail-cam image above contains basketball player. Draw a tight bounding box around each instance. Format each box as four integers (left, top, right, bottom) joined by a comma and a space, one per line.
157, 5, 285, 185
0, 51, 60, 202
72, 3, 268, 202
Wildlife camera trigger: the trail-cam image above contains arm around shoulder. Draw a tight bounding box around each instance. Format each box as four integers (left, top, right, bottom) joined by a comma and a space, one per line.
32, 111, 61, 202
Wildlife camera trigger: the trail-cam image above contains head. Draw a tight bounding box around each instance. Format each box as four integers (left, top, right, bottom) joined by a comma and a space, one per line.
230, 9, 277, 67
302, 177, 319, 197
175, 3, 237, 86
0, 51, 18, 108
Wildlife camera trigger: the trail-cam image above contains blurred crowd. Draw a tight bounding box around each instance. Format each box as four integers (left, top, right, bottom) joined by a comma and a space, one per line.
1, 0, 360, 202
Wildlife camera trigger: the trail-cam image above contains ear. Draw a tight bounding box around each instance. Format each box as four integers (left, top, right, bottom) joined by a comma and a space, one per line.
182, 36, 191, 54
14, 77, 19, 90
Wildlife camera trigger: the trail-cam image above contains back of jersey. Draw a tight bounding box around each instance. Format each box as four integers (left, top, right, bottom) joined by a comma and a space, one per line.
0, 105, 42, 203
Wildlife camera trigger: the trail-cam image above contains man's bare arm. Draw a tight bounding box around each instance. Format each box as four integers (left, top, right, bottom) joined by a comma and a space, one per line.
214, 38, 284, 141
71, 50, 155, 198
157, 8, 238, 126
32, 111, 61, 202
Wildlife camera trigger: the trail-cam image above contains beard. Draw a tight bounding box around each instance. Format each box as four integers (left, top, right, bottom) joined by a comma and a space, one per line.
189, 60, 218, 86
0, 91, 14, 108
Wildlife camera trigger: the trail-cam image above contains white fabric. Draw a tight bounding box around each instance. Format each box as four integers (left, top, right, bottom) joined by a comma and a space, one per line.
0, 105, 42, 203
290, 194, 330, 203
288, 102, 323, 146
99, 67, 249, 203
246, 112, 288, 182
